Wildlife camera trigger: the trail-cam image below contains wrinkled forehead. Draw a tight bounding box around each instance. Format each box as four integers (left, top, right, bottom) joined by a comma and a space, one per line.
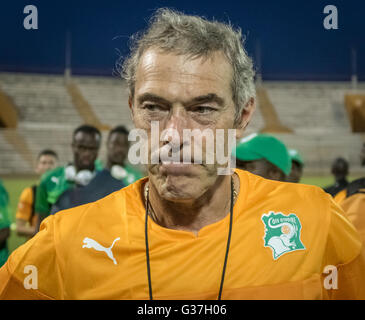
134, 49, 234, 97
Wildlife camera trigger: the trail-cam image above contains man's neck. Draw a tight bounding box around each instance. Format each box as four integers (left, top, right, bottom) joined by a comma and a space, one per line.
335, 177, 348, 185
145, 173, 240, 236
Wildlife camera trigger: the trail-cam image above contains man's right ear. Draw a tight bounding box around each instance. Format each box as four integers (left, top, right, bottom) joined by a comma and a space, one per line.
235, 97, 256, 141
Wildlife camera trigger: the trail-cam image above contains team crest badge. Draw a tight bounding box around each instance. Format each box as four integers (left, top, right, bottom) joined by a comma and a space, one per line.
261, 211, 305, 260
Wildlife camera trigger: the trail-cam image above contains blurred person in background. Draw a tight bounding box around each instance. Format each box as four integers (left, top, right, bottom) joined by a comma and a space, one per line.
34, 125, 102, 230
50, 125, 143, 213
233, 133, 291, 181
104, 125, 143, 186
286, 149, 304, 183
324, 157, 349, 197
15, 149, 58, 239
0, 180, 11, 267
334, 142, 365, 242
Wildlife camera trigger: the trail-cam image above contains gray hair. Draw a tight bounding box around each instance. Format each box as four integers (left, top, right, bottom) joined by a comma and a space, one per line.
119, 8, 256, 122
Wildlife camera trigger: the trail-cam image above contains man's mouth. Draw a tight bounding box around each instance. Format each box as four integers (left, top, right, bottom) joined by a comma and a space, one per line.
159, 162, 199, 176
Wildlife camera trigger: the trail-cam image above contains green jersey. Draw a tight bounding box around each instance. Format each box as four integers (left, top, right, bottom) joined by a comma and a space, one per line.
0, 180, 11, 267
35, 162, 103, 217
35, 167, 73, 217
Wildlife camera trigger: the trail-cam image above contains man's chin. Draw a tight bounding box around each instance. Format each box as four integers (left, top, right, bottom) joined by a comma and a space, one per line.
150, 172, 203, 202
163, 174, 198, 198
148, 163, 220, 201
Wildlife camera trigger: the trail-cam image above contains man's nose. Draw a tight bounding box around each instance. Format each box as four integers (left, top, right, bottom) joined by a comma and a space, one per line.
82, 149, 96, 158
162, 107, 187, 146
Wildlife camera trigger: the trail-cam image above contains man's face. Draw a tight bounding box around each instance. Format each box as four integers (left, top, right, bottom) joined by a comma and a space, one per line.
107, 132, 129, 166
287, 161, 303, 183
130, 49, 254, 201
35, 155, 58, 175
236, 158, 283, 181
331, 159, 348, 180
72, 132, 100, 171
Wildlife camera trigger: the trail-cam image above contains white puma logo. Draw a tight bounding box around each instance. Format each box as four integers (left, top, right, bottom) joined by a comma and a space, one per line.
82, 237, 120, 265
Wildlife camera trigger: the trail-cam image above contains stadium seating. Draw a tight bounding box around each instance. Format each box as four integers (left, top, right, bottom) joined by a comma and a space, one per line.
66, 81, 111, 130
76, 76, 132, 127
0, 72, 364, 175
261, 81, 365, 174
264, 81, 354, 134
0, 72, 82, 126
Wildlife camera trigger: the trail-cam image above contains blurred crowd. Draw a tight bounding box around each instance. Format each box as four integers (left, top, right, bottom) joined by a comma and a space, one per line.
0, 126, 364, 267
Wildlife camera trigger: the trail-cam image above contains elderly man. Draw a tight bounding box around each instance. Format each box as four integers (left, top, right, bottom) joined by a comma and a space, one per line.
0, 8, 364, 300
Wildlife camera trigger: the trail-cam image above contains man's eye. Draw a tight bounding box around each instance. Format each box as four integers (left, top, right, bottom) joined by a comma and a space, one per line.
144, 104, 163, 112
194, 106, 215, 114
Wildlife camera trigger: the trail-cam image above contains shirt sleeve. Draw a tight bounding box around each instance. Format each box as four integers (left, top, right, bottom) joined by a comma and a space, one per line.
333, 189, 346, 204
15, 187, 33, 222
0, 215, 64, 299
35, 179, 51, 217
321, 196, 365, 299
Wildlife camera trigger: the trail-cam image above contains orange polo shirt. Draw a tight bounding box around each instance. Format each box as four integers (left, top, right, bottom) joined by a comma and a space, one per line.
339, 194, 365, 243
334, 189, 347, 204
1, 169, 364, 299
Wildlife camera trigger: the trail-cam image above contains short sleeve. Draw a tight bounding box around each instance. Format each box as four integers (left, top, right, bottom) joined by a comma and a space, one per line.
0, 215, 64, 299
333, 189, 346, 204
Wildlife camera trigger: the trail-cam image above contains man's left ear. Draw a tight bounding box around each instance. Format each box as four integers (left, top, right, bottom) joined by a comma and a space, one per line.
235, 97, 256, 140
128, 95, 135, 120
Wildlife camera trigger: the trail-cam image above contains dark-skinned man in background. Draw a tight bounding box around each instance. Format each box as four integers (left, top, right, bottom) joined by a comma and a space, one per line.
50, 125, 143, 213
34, 124, 102, 231
106, 125, 144, 186
324, 157, 350, 197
